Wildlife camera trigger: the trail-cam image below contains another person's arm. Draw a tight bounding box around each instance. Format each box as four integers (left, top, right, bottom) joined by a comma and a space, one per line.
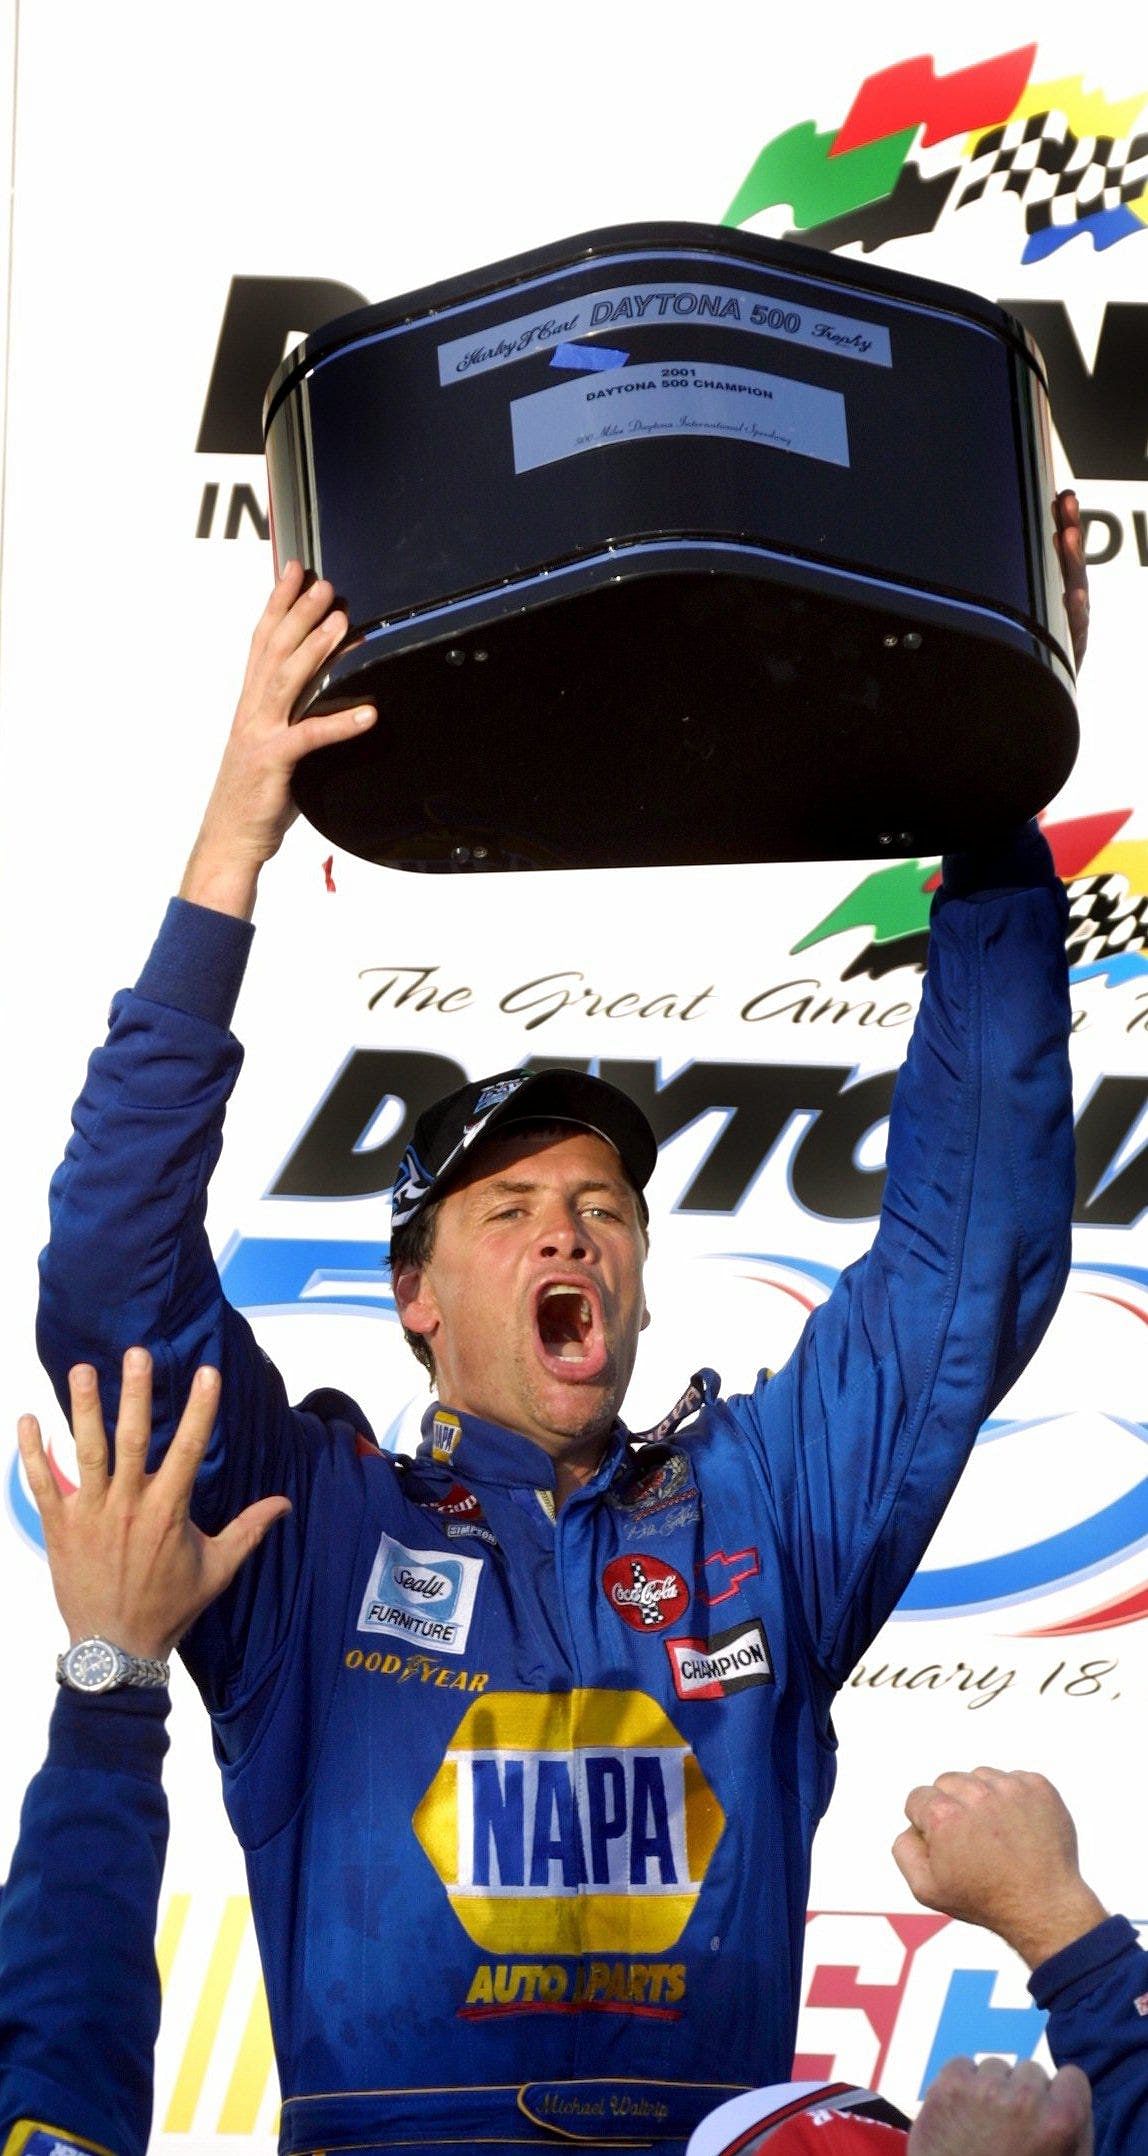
907, 2057, 1092, 2155
0, 1353, 289, 2156
894, 1767, 1146, 2156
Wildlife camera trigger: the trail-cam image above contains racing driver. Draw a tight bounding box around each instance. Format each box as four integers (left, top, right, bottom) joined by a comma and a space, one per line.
37, 501, 1088, 2156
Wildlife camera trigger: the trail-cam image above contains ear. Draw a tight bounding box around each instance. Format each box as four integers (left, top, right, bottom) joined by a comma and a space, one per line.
640, 1300, 651, 1334
393, 1264, 441, 1344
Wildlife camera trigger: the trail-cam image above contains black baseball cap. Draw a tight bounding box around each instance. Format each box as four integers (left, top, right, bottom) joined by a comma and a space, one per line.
390, 1068, 658, 1230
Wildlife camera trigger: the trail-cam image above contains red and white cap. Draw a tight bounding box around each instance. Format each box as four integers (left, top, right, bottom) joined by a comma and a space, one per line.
688, 2082, 909, 2156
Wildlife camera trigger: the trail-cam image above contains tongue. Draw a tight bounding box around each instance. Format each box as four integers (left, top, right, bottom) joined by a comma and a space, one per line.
539, 1293, 588, 1354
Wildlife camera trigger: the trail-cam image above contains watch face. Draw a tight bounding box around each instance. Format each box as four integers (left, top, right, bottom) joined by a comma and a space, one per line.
66, 1639, 121, 1692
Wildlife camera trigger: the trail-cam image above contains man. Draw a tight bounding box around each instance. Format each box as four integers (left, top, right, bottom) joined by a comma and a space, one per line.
0, 1353, 288, 2156
37, 506, 1087, 2154
895, 1766, 1147, 2156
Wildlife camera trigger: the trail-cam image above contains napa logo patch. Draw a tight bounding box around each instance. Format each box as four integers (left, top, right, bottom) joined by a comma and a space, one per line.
413, 1689, 725, 1953
357, 1530, 482, 1653
432, 1410, 463, 1464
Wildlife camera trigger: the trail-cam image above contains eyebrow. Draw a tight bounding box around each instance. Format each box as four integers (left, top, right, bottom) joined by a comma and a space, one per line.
481, 1177, 629, 1198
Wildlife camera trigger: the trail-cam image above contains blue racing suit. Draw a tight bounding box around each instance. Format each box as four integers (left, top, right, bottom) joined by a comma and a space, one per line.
36, 830, 1073, 2154
0, 1690, 169, 2156
1030, 1916, 1148, 2156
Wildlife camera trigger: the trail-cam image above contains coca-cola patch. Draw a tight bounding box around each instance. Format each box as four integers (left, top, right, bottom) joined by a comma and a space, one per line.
603, 1553, 690, 1633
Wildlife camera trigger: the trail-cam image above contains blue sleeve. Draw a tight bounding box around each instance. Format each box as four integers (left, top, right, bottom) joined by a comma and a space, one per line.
0, 1691, 170, 2156
37, 897, 254, 1457
726, 825, 1074, 1680
35, 901, 331, 1706
1029, 1917, 1148, 2156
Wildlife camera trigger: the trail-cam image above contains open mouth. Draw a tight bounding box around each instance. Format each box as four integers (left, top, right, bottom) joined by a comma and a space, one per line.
535, 1282, 597, 1363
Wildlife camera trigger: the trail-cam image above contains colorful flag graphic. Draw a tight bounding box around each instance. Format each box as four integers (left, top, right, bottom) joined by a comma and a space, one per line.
791, 812, 1148, 988
725, 47, 1148, 262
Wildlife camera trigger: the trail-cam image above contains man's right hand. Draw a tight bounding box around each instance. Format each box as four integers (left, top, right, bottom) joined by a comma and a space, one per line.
908, 2058, 1093, 2155
180, 564, 377, 920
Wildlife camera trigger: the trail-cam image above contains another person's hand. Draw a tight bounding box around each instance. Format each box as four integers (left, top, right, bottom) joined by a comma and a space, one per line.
908, 2058, 1092, 2155
18, 1348, 291, 1659
893, 1766, 1108, 1972
1054, 489, 1089, 674
180, 564, 377, 920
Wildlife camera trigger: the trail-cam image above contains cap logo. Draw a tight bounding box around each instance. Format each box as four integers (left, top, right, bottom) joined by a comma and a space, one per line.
391, 1143, 434, 1229
469, 1074, 528, 1124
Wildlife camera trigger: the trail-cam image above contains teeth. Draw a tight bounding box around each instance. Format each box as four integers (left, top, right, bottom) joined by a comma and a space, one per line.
540, 1284, 592, 1320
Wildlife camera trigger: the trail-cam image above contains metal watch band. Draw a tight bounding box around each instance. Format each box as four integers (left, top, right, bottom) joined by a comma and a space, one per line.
120, 1652, 171, 1688
56, 1638, 171, 1692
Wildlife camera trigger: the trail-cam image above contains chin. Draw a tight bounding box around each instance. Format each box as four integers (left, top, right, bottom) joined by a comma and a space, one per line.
534, 1374, 627, 1443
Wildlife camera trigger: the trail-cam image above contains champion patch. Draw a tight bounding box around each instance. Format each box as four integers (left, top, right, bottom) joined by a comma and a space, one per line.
603, 1553, 690, 1633
664, 1619, 774, 1701
358, 1530, 483, 1654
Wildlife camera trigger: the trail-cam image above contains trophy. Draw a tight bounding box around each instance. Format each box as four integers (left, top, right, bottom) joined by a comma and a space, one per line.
263, 221, 1077, 870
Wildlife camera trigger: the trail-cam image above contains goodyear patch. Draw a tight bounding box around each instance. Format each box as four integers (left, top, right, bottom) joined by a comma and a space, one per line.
344, 1647, 489, 1692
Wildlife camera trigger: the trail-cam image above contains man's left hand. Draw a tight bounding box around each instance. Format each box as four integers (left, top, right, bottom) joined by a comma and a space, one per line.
1054, 489, 1089, 673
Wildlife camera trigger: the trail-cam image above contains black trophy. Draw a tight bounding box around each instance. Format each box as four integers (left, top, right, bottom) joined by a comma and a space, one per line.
263, 220, 1077, 870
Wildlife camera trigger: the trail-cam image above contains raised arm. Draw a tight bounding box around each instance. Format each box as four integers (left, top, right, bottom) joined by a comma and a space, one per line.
727, 494, 1084, 1678
895, 1767, 1146, 2156
731, 819, 1074, 1678
36, 573, 376, 1509
180, 562, 376, 920
0, 1355, 289, 2156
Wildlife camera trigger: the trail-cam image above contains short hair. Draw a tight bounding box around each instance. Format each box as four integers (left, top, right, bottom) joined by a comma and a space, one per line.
386, 1119, 648, 1385
387, 1196, 444, 1383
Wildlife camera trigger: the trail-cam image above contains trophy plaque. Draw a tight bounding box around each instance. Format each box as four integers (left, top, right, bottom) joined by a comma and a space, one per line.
263, 220, 1077, 870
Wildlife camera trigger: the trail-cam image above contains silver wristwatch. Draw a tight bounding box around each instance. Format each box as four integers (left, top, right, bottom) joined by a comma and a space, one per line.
56, 1637, 171, 1693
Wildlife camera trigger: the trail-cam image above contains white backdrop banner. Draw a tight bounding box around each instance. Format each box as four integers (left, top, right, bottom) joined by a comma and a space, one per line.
1, 4, 1146, 2145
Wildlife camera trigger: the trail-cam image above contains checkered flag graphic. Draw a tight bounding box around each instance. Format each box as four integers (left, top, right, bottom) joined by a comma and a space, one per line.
1065, 873, 1148, 968
628, 1558, 662, 1626
955, 113, 1148, 235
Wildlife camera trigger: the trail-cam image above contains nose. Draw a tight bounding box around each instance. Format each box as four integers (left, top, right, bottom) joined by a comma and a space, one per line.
534, 1204, 595, 1263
